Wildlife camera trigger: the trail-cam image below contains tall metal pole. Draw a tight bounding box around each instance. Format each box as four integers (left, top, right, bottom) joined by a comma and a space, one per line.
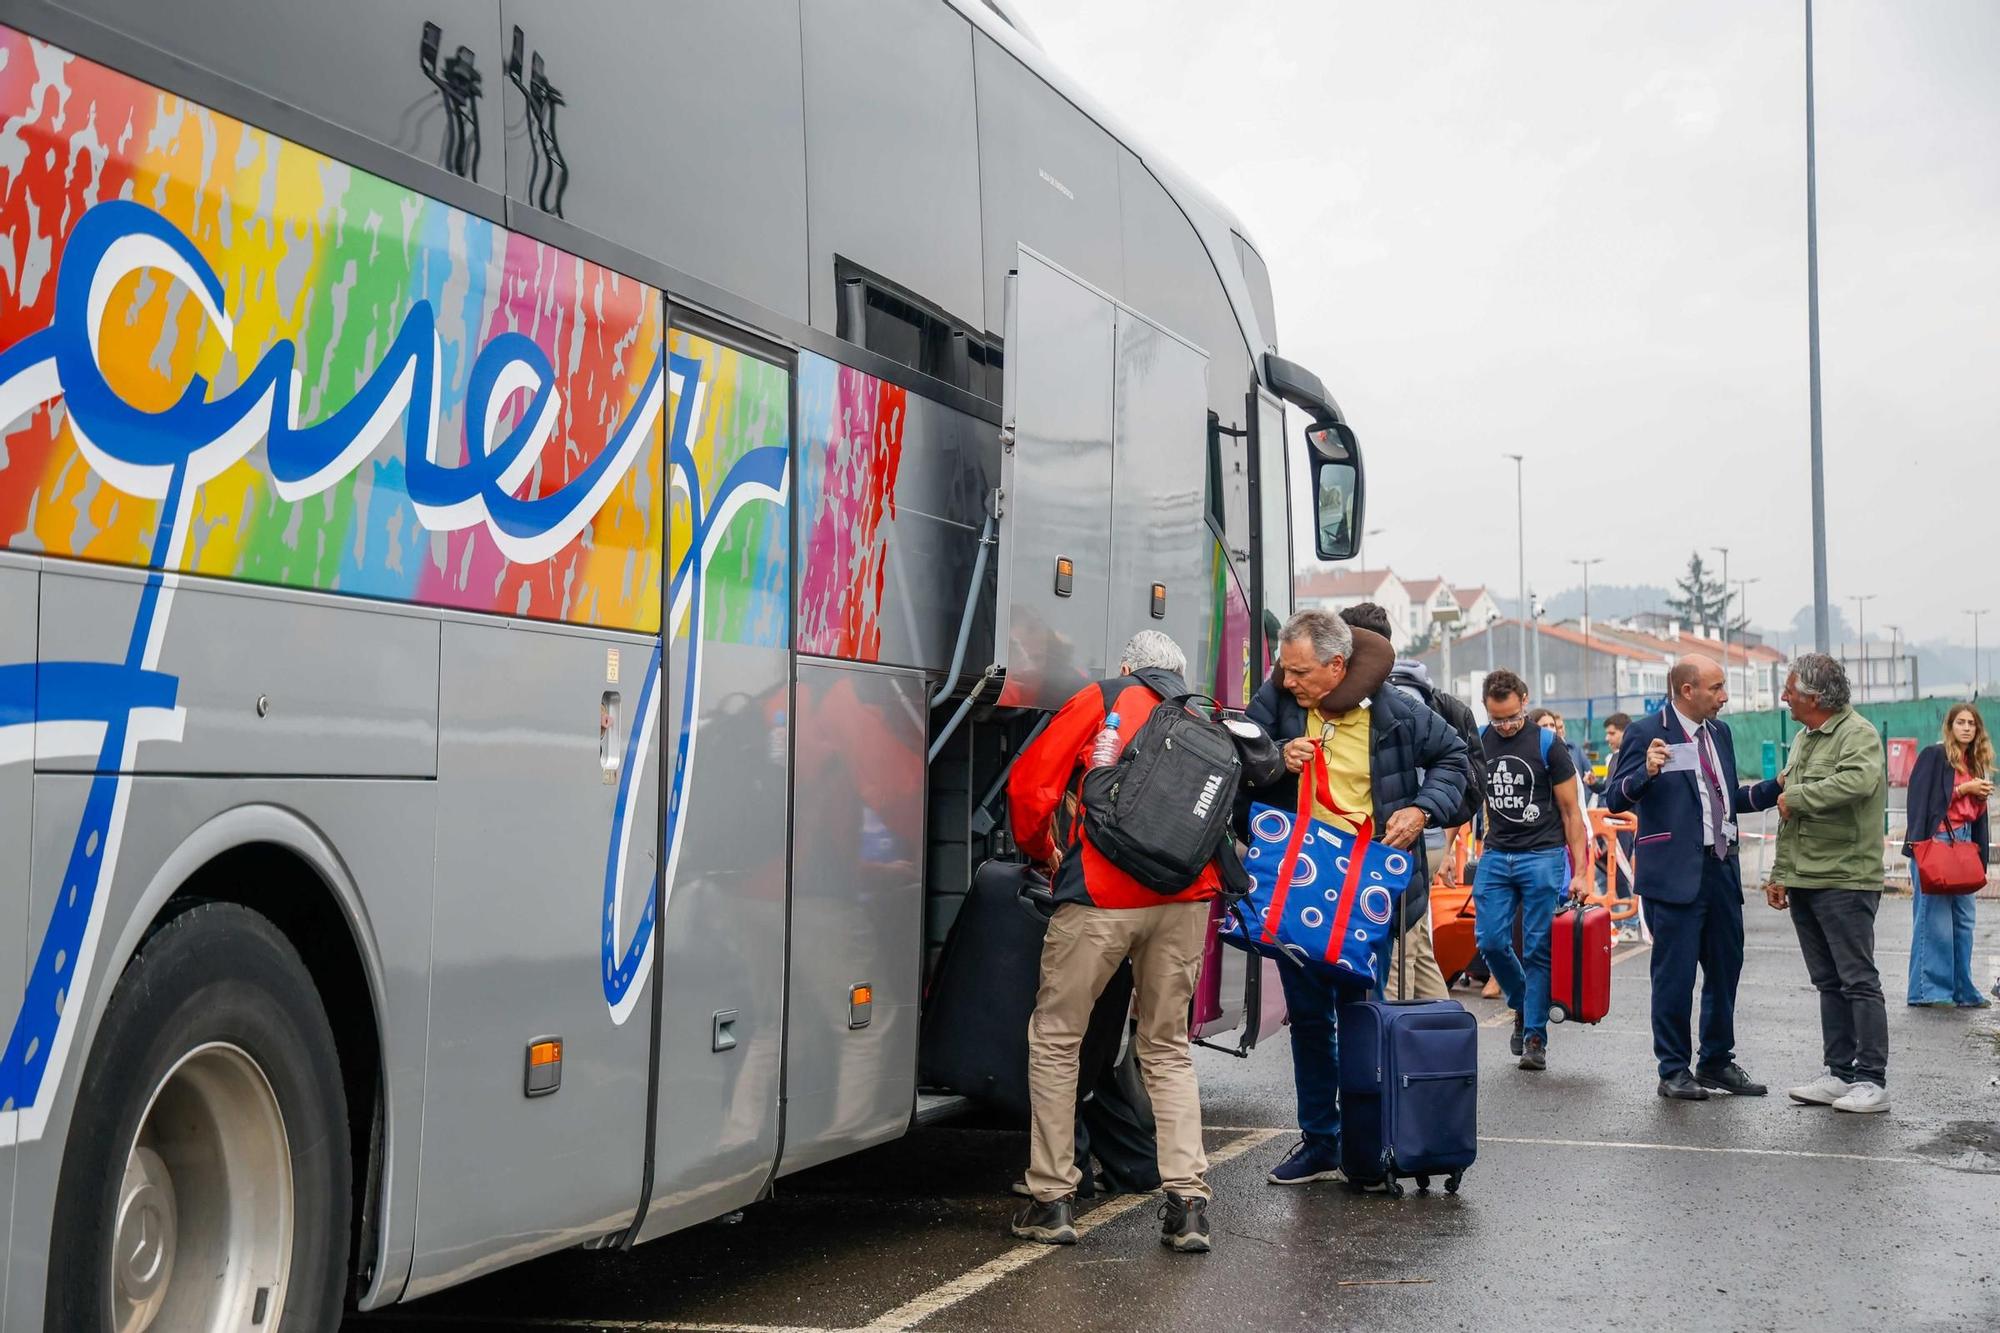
1883, 624, 1901, 700
1505, 453, 1527, 677
1736, 575, 1762, 703
1572, 556, 1602, 707
1971, 609, 1988, 700
1712, 545, 1731, 694
1850, 594, 1874, 702
1532, 593, 1544, 705
1806, 0, 1831, 651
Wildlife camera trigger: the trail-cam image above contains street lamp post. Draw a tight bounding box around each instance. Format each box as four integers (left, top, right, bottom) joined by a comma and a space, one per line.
1504, 453, 1527, 678
1532, 592, 1545, 705
1850, 594, 1875, 702
1883, 624, 1902, 700
1736, 574, 1764, 704
1712, 545, 1731, 694
1571, 556, 1603, 706
1970, 609, 1989, 700
1805, 0, 1832, 651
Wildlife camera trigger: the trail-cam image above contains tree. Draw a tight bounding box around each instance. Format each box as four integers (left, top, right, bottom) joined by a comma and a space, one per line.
1664, 551, 1741, 635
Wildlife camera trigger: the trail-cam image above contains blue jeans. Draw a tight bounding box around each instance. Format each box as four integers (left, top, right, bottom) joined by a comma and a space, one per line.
1474, 848, 1566, 1042
1277, 958, 1369, 1150
1908, 841, 1985, 1006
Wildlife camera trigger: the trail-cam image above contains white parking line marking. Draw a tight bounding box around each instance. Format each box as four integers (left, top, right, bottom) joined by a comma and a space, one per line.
378, 1318, 836, 1332
1476, 1134, 1922, 1166
385, 1129, 1288, 1333
857, 1127, 1286, 1332
1212, 1129, 1923, 1167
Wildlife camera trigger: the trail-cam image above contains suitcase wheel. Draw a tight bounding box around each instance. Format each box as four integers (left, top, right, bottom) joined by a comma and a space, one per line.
1414, 1175, 1432, 1195
1445, 1170, 1464, 1195
1548, 1002, 1569, 1025
1384, 1178, 1405, 1199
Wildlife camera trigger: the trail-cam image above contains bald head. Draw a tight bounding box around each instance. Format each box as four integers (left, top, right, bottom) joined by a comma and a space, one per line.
1669, 655, 1728, 723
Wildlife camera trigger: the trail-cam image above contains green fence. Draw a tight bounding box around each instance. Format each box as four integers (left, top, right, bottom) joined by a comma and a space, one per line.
1723, 696, 2000, 777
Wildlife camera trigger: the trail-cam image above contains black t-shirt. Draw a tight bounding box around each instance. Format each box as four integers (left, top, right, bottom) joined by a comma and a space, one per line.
1480, 726, 1577, 852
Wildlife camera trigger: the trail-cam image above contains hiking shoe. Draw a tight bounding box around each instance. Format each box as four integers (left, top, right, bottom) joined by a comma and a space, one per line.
1518, 1035, 1546, 1071
1012, 1170, 1108, 1199
1267, 1139, 1345, 1185
1158, 1193, 1212, 1253
1009, 1196, 1077, 1244
1510, 1010, 1524, 1057
1831, 1081, 1890, 1114
1787, 1073, 1854, 1106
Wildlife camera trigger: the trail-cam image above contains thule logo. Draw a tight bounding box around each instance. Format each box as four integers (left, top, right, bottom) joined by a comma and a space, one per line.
1192, 772, 1224, 820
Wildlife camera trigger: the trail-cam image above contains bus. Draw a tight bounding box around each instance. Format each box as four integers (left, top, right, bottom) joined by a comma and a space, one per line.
0, 0, 1364, 1326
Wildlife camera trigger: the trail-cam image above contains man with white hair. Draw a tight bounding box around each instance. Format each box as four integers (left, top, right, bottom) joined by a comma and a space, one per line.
1763, 653, 1892, 1114
1006, 630, 1220, 1253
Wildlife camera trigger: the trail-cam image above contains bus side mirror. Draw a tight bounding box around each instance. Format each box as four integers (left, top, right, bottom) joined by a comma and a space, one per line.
1306, 421, 1362, 562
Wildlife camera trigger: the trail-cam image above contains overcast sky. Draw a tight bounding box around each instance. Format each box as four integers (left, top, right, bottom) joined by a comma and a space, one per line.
1007, 0, 1999, 646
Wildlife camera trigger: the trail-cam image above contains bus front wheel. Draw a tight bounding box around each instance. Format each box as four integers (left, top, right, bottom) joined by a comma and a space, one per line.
48, 902, 351, 1333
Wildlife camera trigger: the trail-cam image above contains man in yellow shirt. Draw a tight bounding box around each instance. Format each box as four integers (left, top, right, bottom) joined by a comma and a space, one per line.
1243, 609, 1474, 1185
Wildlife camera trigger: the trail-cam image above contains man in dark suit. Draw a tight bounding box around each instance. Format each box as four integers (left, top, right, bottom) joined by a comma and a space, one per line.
1606, 656, 1780, 1100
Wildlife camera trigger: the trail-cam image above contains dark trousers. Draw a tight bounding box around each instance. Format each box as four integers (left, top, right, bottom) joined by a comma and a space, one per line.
1278, 959, 1368, 1149
1641, 856, 1744, 1079
1789, 888, 1889, 1087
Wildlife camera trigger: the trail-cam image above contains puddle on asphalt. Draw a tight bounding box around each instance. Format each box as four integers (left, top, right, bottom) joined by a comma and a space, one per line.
1910, 1120, 2000, 1174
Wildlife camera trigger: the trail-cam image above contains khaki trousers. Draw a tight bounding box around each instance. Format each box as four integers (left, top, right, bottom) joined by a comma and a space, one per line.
1386, 905, 1450, 1001
1025, 899, 1211, 1203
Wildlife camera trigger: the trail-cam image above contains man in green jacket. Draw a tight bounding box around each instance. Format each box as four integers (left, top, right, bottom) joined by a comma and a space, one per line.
1761, 652, 1890, 1114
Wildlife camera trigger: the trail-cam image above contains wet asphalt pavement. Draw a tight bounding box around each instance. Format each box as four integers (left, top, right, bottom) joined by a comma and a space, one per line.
354, 895, 2000, 1333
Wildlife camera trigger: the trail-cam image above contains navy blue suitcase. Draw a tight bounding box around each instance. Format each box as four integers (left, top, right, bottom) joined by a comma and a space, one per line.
1336, 997, 1478, 1196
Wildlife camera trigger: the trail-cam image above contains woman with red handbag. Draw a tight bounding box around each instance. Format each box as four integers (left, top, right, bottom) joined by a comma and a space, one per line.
1903, 704, 1994, 1008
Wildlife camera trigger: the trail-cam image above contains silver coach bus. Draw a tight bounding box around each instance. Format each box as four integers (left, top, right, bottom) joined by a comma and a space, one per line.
0, 1, 1364, 1326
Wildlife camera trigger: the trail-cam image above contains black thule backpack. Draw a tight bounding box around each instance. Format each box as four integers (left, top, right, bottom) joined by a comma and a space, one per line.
1079, 669, 1245, 895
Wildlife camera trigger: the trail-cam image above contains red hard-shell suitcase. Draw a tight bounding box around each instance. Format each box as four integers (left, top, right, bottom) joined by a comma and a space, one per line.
1548, 903, 1612, 1024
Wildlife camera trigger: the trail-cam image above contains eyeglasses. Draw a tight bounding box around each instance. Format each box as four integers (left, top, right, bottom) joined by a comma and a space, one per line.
1487, 712, 1527, 731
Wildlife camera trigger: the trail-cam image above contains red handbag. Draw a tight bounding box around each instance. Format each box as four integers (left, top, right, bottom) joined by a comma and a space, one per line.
1913, 824, 1987, 896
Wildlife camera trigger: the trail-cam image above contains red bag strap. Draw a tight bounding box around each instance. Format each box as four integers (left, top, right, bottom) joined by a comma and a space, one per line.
1262, 739, 1376, 957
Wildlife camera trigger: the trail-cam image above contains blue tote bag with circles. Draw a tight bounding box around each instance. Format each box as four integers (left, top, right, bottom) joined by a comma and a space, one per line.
1219, 745, 1417, 985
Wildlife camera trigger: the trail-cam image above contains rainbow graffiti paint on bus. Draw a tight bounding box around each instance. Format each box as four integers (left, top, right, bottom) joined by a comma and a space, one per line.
0, 27, 664, 631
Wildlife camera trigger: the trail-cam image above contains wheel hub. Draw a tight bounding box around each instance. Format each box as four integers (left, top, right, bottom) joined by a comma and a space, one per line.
113, 1147, 176, 1324
108, 1042, 293, 1333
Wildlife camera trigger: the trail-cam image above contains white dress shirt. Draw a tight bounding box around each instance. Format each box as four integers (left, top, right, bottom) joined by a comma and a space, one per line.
1670, 704, 1727, 848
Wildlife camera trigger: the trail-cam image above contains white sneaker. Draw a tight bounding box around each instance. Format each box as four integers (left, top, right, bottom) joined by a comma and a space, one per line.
1831, 1081, 1889, 1114
1787, 1073, 1853, 1106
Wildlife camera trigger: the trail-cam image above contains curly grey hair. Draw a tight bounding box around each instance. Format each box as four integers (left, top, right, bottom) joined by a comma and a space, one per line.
1280, 608, 1354, 664
1786, 651, 1851, 712
1120, 629, 1188, 676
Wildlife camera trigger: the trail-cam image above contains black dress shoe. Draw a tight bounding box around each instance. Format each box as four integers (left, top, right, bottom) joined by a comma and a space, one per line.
1510, 1010, 1524, 1057
1657, 1070, 1711, 1100
1695, 1063, 1768, 1096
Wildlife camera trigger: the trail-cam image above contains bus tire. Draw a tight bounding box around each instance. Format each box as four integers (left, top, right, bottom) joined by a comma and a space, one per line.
47, 901, 351, 1333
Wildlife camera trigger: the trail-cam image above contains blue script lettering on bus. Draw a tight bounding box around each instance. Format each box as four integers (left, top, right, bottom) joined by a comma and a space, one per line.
0, 200, 664, 564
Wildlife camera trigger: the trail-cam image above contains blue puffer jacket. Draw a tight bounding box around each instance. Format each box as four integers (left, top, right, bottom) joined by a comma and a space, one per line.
1241, 674, 1474, 924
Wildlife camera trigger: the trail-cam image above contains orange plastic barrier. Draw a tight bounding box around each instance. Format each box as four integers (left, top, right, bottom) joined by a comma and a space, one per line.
1583, 809, 1640, 923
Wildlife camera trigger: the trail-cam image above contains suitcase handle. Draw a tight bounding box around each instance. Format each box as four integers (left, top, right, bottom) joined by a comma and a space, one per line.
1017, 869, 1057, 923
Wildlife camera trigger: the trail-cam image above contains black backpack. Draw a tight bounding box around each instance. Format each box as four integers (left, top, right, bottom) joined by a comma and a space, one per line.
1079, 670, 1245, 896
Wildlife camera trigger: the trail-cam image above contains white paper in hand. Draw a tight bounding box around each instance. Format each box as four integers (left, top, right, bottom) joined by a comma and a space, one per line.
1662, 743, 1700, 774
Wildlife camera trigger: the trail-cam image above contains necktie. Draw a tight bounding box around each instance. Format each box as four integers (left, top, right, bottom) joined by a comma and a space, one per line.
1692, 724, 1729, 860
